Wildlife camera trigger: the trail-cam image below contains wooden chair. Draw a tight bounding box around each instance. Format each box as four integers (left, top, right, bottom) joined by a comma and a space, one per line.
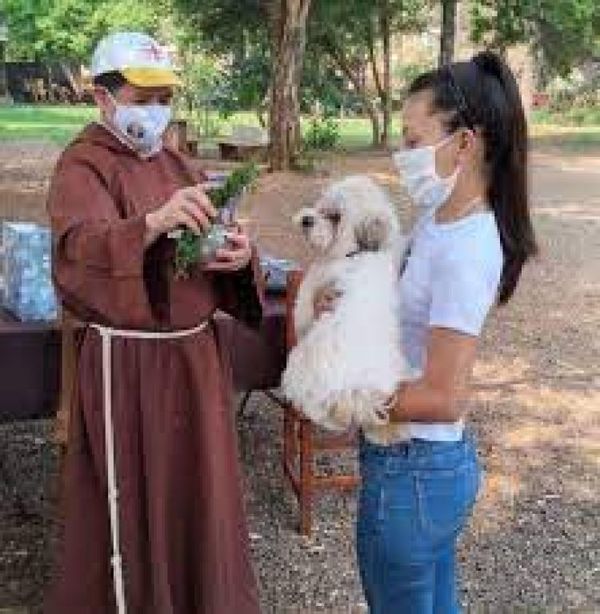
282, 270, 359, 536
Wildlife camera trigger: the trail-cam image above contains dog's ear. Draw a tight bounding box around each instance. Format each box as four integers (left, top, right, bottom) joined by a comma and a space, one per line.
355, 216, 389, 251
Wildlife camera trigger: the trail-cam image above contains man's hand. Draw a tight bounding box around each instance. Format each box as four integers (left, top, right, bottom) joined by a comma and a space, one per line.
313, 283, 342, 318
203, 228, 252, 272
145, 184, 218, 246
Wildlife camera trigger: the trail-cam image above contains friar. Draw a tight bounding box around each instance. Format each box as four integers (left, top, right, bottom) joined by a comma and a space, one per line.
45, 31, 262, 614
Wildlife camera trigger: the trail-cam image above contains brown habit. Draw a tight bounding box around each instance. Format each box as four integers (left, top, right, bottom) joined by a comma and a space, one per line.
45, 123, 263, 614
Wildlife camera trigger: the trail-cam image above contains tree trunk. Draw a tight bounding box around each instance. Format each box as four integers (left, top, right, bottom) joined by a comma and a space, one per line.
265, 0, 312, 171
256, 109, 267, 128
439, 0, 457, 67
380, 0, 392, 146
59, 62, 82, 100
366, 22, 384, 146
0, 41, 8, 100
367, 104, 382, 148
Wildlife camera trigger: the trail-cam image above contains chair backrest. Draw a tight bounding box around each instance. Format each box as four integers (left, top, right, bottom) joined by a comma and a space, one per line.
285, 269, 303, 351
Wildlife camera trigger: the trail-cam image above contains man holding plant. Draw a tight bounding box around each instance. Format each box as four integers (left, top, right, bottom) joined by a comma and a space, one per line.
45, 32, 262, 614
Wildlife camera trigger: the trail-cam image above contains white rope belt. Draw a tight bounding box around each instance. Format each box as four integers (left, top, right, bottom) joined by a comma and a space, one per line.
89, 320, 210, 614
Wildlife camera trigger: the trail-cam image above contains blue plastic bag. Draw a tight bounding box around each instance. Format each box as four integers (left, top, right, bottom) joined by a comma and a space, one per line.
260, 254, 298, 294
1, 222, 58, 322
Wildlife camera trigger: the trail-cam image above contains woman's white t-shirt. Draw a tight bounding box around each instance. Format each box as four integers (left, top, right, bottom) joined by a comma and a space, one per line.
399, 210, 504, 441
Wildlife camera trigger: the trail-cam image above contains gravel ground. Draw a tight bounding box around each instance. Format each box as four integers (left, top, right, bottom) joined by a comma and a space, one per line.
0, 141, 598, 612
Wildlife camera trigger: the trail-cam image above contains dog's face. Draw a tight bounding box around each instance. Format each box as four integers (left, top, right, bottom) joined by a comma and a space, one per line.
294, 175, 399, 258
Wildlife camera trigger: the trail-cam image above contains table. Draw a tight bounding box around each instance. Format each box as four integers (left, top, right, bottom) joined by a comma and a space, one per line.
0, 298, 287, 423
0, 309, 61, 422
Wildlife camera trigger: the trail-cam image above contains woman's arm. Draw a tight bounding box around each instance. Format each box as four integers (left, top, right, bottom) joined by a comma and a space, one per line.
388, 327, 478, 423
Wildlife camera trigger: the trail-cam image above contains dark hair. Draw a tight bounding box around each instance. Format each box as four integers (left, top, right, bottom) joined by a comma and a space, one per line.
407, 51, 538, 304
92, 71, 127, 94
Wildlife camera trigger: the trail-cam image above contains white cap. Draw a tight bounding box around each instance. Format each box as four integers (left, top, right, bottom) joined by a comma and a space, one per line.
91, 32, 179, 87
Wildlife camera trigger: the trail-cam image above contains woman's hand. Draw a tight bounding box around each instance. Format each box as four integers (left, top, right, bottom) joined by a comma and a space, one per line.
203, 228, 252, 272
145, 183, 218, 246
380, 385, 405, 422
313, 283, 342, 318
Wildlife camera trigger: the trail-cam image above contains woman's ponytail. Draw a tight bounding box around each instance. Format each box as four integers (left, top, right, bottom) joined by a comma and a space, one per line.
472, 51, 538, 304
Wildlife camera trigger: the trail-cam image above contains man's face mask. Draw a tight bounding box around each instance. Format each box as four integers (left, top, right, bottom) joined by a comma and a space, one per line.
392, 133, 461, 211
107, 91, 172, 155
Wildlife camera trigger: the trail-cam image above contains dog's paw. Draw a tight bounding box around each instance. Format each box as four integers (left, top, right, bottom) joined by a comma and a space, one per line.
352, 391, 391, 428
356, 409, 390, 429
326, 402, 353, 431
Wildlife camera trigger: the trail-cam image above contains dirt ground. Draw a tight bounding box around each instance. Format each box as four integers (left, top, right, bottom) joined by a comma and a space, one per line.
0, 138, 598, 612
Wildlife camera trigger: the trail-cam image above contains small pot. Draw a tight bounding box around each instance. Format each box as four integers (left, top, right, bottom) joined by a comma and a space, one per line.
198, 223, 229, 262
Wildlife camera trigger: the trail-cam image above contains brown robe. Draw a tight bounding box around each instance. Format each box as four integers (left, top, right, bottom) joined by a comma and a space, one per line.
45, 124, 263, 614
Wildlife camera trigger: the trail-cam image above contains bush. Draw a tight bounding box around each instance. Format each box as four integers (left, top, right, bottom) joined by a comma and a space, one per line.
544, 69, 600, 115
303, 117, 340, 151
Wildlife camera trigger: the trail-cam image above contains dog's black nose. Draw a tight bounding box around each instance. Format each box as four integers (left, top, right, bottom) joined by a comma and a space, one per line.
301, 215, 315, 228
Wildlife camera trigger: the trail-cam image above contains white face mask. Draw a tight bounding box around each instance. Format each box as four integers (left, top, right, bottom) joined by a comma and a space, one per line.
393, 133, 460, 211
108, 92, 172, 155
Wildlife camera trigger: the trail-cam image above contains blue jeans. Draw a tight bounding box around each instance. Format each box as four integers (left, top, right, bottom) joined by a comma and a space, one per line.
356, 433, 481, 614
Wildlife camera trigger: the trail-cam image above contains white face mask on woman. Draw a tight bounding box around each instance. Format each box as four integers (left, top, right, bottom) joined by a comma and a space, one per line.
393, 133, 460, 211
108, 92, 172, 155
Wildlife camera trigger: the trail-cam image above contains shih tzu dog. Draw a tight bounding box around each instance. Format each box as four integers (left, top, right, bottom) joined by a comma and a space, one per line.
281, 175, 416, 445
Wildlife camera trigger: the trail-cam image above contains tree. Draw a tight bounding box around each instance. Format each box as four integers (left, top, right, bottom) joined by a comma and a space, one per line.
439, 0, 457, 66
470, 0, 600, 77
172, 0, 312, 170
3, 0, 166, 62
310, 0, 427, 147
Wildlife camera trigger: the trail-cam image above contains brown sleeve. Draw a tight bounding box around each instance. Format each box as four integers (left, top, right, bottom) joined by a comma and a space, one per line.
213, 245, 264, 329
47, 156, 154, 328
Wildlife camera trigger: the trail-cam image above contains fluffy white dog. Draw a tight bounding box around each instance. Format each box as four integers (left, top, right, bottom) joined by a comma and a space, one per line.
281, 175, 415, 445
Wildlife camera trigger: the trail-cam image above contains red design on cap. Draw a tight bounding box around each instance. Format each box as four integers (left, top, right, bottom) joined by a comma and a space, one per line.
139, 42, 165, 62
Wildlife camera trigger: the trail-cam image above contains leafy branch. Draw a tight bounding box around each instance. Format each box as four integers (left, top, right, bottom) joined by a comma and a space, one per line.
174, 162, 260, 277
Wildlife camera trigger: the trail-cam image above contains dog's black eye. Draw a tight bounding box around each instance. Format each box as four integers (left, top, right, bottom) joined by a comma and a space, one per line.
325, 211, 341, 224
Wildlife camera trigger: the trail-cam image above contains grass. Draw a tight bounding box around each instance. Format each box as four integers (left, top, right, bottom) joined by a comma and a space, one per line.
0, 104, 599, 152
530, 106, 600, 127
0, 105, 99, 144
184, 110, 403, 150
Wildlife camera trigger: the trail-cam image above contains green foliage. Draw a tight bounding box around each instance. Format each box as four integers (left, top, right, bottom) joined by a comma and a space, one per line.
170, 0, 270, 123
171, 0, 265, 57
309, 0, 427, 44
174, 162, 259, 277
207, 162, 260, 209
300, 50, 362, 116
213, 51, 271, 119
3, 0, 167, 62
303, 117, 340, 151
470, 0, 600, 77
173, 51, 225, 136
307, 0, 429, 145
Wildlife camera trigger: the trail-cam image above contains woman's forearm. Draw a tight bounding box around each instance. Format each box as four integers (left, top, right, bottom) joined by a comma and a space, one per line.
389, 380, 464, 423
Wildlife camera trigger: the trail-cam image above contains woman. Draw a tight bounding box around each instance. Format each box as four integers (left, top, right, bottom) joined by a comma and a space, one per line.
320, 51, 537, 612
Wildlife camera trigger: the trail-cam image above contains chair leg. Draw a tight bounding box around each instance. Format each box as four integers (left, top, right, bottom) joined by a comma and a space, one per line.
298, 419, 314, 536
283, 406, 292, 472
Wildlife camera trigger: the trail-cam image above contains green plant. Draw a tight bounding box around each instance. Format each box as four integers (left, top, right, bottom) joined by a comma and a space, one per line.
174, 163, 260, 277
303, 117, 341, 151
